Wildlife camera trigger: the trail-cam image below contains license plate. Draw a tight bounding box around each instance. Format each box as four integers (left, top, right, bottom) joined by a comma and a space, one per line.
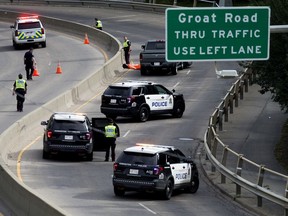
154, 62, 160, 66
64, 135, 73, 140
129, 169, 139, 175
110, 99, 117, 104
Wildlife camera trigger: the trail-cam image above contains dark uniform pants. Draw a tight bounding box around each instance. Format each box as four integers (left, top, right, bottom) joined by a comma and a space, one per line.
25, 64, 34, 80
105, 138, 116, 161
15, 89, 25, 111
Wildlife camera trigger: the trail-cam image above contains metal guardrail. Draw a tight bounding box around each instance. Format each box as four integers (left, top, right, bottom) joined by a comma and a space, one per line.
204, 68, 288, 216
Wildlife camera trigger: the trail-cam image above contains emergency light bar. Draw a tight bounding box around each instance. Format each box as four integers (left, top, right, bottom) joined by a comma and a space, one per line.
17, 16, 39, 20
135, 143, 175, 150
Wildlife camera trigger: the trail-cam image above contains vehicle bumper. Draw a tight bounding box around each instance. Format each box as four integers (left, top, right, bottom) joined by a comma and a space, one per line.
101, 106, 139, 117
14, 37, 46, 45
112, 177, 167, 191
140, 63, 176, 71
43, 142, 93, 154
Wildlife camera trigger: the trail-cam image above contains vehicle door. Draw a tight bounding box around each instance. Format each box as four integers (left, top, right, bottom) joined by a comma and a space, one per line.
144, 85, 173, 111
167, 151, 190, 185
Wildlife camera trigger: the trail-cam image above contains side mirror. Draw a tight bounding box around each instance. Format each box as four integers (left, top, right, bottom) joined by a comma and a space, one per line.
172, 89, 175, 93
141, 45, 145, 49
40, 121, 48, 126
10, 25, 14, 29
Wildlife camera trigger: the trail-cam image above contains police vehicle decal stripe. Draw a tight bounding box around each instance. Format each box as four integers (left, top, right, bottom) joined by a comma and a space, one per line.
18, 31, 42, 40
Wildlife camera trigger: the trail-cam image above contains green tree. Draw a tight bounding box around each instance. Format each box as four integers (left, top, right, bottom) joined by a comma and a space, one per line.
248, 0, 288, 112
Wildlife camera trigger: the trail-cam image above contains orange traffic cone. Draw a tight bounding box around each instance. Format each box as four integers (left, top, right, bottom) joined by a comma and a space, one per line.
56, 62, 62, 74
84, 33, 90, 44
32, 67, 40, 76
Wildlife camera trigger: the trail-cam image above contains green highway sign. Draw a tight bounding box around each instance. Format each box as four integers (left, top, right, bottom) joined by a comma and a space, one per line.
165, 7, 270, 61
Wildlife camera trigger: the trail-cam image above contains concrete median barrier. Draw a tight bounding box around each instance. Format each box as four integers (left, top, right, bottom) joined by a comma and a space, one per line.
0, 10, 122, 216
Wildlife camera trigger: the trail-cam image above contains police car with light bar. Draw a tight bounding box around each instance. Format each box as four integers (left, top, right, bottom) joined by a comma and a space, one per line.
10, 16, 46, 49
100, 80, 185, 122
112, 144, 199, 199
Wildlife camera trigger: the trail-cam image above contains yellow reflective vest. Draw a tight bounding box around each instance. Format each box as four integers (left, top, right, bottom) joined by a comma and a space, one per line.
105, 125, 117, 138
15, 79, 26, 90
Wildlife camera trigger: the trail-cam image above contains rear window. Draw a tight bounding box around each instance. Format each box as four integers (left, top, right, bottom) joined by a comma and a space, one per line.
146, 41, 165, 50
52, 120, 88, 131
104, 87, 131, 97
18, 22, 41, 30
117, 152, 157, 165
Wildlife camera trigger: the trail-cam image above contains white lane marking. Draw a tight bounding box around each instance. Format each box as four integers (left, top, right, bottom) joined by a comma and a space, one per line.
179, 138, 194, 141
187, 70, 191, 75
116, 30, 130, 35
138, 203, 157, 215
108, 15, 137, 20
123, 130, 130, 138
173, 82, 180, 89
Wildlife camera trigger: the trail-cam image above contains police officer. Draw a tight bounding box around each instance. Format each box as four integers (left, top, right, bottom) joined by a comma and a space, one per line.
24, 47, 35, 80
94, 18, 103, 30
123, 36, 131, 64
104, 119, 119, 161
13, 74, 27, 112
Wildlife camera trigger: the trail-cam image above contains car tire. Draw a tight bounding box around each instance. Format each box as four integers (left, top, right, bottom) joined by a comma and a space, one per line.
171, 65, 178, 75
161, 179, 173, 200
140, 67, 147, 75
185, 176, 199, 194
42, 41, 46, 48
42, 149, 49, 159
114, 186, 125, 196
138, 106, 149, 122
86, 151, 93, 161
172, 101, 185, 118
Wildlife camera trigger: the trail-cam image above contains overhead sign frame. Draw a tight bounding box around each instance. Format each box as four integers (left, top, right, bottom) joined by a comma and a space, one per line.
165, 7, 271, 62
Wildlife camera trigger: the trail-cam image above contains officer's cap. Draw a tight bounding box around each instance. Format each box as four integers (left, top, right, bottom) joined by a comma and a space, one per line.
108, 118, 114, 123
18, 73, 23, 79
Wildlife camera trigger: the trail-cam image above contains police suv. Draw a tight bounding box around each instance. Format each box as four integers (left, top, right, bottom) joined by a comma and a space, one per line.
113, 144, 199, 199
100, 81, 185, 122
10, 16, 46, 49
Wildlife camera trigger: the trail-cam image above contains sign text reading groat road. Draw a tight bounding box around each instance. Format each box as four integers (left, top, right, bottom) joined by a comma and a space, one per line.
165, 7, 270, 61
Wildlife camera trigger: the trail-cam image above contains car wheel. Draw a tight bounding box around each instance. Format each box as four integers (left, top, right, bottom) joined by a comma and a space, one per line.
162, 179, 173, 200
86, 151, 93, 161
42, 149, 49, 159
114, 186, 125, 196
138, 106, 149, 122
140, 67, 147, 75
185, 176, 199, 194
171, 65, 178, 75
42, 41, 46, 48
172, 101, 185, 118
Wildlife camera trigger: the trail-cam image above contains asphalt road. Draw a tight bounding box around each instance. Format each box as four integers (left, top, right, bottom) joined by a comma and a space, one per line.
0, 3, 276, 216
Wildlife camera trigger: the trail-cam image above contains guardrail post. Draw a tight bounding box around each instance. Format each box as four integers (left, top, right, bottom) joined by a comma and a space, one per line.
244, 78, 248, 92
285, 180, 288, 216
224, 99, 229, 122
219, 109, 223, 131
257, 165, 265, 207
221, 145, 229, 184
240, 80, 244, 100
229, 93, 234, 114
211, 134, 219, 172
236, 154, 244, 197
234, 84, 239, 107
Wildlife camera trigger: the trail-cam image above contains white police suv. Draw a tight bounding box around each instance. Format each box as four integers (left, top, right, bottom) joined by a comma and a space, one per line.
113, 144, 199, 199
10, 16, 46, 49
100, 81, 185, 122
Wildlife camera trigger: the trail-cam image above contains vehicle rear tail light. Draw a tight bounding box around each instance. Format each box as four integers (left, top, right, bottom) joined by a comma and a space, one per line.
127, 96, 135, 103
47, 130, 53, 138
113, 163, 119, 171
15, 30, 19, 36
153, 166, 164, 175
85, 132, 91, 140
41, 28, 44, 34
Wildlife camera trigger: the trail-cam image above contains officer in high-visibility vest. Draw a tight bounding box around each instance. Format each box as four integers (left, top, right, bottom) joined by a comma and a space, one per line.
123, 36, 131, 64
95, 18, 103, 30
13, 73, 27, 112
104, 118, 119, 161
